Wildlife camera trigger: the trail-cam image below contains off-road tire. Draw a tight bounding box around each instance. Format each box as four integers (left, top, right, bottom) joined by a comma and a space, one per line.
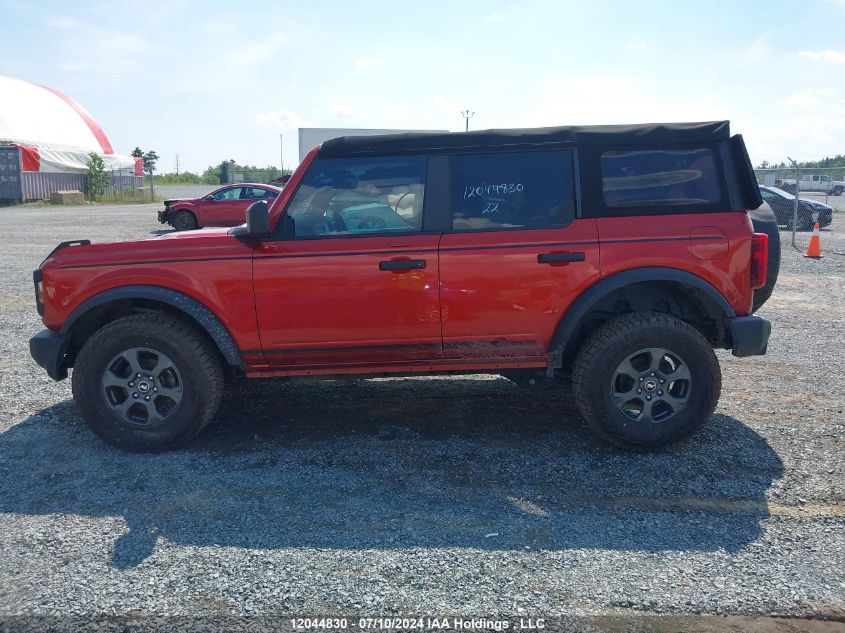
572, 312, 721, 451
172, 210, 198, 231
72, 313, 223, 452
749, 203, 780, 312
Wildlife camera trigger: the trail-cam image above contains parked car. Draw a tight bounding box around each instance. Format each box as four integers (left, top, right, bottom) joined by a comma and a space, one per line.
775, 174, 844, 196
759, 185, 833, 230
158, 184, 283, 231
30, 121, 774, 453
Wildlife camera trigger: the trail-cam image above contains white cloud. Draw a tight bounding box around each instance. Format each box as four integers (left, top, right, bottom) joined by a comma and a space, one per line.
354, 57, 383, 69
57, 60, 95, 73
432, 96, 462, 113
739, 34, 774, 67
784, 91, 819, 109
485, 12, 505, 22
625, 35, 647, 52
797, 49, 845, 63
216, 34, 287, 76
254, 108, 308, 131
45, 16, 81, 29
511, 74, 730, 130
199, 11, 239, 34
328, 104, 358, 120
93, 33, 144, 51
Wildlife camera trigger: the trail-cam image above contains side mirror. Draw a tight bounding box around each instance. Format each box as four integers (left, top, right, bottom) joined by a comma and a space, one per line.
281, 214, 295, 238
229, 201, 271, 240
202, 194, 214, 201
246, 200, 271, 236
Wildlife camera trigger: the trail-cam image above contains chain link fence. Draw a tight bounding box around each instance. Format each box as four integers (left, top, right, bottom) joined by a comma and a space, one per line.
753, 165, 842, 254
220, 167, 291, 186
754, 166, 845, 205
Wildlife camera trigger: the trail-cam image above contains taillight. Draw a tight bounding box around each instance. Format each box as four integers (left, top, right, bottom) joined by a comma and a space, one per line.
33, 269, 45, 316
750, 232, 768, 290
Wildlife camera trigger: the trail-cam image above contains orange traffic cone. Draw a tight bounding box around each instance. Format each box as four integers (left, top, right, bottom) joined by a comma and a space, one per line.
804, 222, 823, 259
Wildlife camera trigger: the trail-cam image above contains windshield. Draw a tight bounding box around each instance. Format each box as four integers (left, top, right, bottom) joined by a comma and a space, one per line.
766, 186, 795, 200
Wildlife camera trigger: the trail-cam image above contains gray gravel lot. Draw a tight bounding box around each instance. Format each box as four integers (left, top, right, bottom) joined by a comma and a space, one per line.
0, 203, 843, 629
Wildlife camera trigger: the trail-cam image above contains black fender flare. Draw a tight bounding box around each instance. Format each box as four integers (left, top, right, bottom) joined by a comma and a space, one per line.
60, 285, 244, 369
548, 267, 736, 366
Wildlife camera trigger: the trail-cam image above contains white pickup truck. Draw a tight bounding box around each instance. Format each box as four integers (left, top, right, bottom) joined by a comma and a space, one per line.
775, 174, 844, 196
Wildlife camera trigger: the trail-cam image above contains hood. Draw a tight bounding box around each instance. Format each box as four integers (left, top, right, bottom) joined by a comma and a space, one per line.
40, 227, 246, 270
801, 198, 833, 211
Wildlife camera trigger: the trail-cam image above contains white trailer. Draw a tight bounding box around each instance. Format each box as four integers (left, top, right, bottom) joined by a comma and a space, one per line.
298, 128, 448, 163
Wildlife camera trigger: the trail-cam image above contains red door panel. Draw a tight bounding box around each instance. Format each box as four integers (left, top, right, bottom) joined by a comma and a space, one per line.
438, 220, 601, 360
253, 235, 442, 367
226, 199, 251, 226
201, 187, 244, 226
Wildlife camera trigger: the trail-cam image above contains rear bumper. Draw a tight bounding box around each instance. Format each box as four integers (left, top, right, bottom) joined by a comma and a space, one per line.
818, 209, 833, 227
728, 315, 771, 357
29, 329, 71, 380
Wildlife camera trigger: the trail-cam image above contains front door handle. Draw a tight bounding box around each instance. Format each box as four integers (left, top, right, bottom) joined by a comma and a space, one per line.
537, 252, 585, 264
379, 259, 426, 271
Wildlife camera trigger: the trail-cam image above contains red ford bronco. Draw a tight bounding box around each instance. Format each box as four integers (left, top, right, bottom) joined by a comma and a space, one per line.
30, 121, 777, 452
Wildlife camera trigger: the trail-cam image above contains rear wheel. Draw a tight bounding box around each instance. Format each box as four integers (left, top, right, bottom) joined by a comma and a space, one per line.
72, 313, 223, 451
172, 210, 197, 231
572, 313, 721, 451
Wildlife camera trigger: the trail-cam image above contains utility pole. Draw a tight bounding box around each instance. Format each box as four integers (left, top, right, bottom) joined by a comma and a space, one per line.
461, 110, 475, 132
787, 156, 799, 247
174, 154, 180, 176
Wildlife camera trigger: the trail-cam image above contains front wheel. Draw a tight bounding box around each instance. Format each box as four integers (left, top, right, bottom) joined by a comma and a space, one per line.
572, 313, 721, 450
833, 186, 844, 196
72, 313, 223, 451
171, 210, 198, 231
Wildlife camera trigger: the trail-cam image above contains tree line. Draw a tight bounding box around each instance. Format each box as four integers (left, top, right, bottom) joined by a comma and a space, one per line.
757, 154, 845, 170
155, 160, 291, 185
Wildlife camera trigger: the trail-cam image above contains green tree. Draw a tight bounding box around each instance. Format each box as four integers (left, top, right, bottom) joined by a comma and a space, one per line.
143, 150, 159, 174
84, 153, 110, 201
131, 147, 160, 179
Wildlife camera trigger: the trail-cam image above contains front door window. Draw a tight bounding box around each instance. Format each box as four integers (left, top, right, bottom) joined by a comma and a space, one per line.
284, 156, 426, 237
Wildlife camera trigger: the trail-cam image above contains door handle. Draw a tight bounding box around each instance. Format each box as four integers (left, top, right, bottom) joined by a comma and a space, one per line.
537, 252, 585, 264
379, 259, 426, 271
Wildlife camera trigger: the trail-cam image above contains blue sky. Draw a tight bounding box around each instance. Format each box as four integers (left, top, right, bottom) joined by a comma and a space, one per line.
1, 0, 844, 172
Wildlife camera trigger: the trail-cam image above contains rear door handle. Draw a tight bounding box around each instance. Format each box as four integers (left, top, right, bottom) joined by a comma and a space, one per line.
379, 259, 426, 271
537, 252, 585, 264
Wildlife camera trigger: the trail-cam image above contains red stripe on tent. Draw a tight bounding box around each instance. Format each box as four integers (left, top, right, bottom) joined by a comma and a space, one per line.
14, 144, 40, 171
34, 83, 115, 154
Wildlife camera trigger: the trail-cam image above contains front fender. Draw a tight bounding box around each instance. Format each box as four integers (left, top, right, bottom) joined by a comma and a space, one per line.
61, 285, 244, 369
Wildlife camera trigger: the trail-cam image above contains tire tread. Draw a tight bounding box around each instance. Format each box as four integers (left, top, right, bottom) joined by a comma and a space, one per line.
571, 312, 721, 451
72, 313, 223, 451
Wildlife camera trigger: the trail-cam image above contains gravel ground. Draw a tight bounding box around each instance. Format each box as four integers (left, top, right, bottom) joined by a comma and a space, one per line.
0, 203, 843, 631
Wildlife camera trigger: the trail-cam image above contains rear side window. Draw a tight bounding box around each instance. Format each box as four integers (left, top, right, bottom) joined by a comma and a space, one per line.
601, 148, 721, 208
449, 150, 575, 230
243, 187, 278, 199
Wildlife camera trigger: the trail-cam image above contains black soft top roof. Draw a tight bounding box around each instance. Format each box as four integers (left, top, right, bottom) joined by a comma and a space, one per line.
319, 121, 731, 158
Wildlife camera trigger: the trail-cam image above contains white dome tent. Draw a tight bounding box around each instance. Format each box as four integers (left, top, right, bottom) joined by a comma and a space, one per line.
0, 75, 141, 200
